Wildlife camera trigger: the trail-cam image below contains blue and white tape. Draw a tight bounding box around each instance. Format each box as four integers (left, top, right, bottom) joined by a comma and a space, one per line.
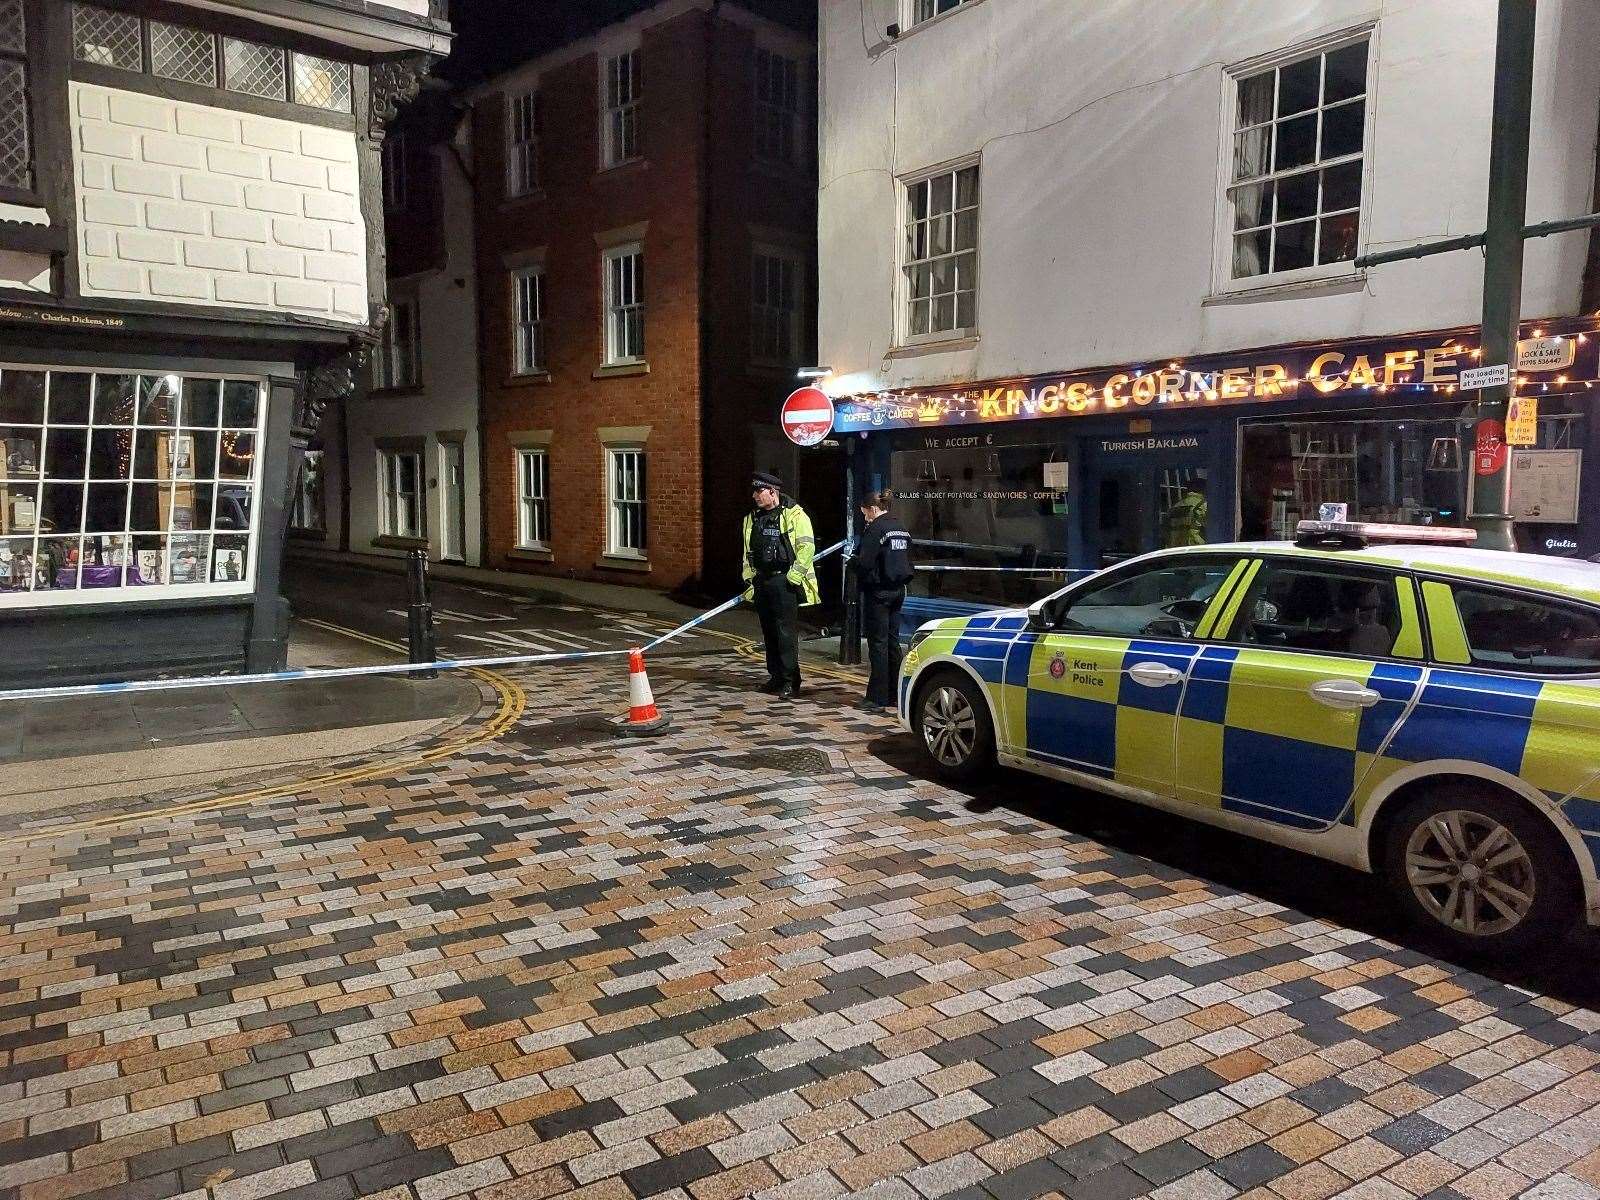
0, 539, 852, 704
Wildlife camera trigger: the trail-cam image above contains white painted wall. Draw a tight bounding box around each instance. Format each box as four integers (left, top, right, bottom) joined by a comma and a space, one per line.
345, 135, 482, 565
70, 82, 369, 322
818, 0, 1600, 397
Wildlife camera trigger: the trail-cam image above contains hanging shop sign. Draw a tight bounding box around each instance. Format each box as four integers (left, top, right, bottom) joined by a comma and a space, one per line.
833, 321, 1598, 434
1518, 336, 1577, 372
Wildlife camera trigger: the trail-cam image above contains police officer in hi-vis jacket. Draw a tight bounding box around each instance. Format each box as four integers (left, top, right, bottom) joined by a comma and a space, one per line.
742, 472, 819, 699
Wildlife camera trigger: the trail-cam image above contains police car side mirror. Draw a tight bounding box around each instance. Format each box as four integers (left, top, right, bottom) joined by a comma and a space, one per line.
1026, 601, 1051, 631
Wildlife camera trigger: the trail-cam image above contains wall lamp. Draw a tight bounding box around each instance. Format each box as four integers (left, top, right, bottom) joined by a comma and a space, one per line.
796, 366, 833, 379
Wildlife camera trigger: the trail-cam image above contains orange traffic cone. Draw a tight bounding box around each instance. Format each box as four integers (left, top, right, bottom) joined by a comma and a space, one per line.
619, 647, 671, 736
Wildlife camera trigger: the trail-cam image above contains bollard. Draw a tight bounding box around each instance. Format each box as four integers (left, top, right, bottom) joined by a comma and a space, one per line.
840, 557, 862, 666
406, 549, 437, 678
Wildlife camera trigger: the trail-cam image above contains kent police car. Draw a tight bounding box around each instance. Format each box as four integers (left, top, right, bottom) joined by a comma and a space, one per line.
899, 522, 1600, 952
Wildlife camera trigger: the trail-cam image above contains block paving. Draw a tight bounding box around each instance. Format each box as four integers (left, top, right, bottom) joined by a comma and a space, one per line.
1, 656, 1598, 1200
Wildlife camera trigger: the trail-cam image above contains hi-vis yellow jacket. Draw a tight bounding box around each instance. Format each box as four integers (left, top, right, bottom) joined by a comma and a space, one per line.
741, 501, 820, 606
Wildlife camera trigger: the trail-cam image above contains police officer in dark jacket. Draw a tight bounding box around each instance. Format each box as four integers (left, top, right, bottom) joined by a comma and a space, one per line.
854, 490, 914, 710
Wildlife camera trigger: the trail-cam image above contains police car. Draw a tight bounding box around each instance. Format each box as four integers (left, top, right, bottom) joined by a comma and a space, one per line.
899, 522, 1600, 952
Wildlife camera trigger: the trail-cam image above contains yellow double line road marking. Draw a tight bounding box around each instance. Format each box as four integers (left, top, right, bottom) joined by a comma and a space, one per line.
0, 623, 525, 847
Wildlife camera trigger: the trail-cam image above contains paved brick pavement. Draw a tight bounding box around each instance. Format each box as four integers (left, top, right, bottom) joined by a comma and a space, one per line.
1, 655, 1599, 1200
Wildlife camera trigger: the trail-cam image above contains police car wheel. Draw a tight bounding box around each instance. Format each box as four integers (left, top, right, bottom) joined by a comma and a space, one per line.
1382, 786, 1577, 952
915, 671, 993, 782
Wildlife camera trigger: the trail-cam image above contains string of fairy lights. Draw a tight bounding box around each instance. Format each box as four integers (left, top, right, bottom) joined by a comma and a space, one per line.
839, 320, 1600, 424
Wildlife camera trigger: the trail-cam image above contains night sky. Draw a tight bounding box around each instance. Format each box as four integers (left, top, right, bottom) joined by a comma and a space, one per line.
440, 0, 815, 84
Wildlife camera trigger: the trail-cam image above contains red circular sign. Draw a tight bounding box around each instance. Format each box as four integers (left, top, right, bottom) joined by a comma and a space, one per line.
1474, 419, 1508, 476
781, 387, 834, 447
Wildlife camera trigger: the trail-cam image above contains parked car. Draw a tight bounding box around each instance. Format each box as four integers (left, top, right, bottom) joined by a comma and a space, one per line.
900, 522, 1600, 953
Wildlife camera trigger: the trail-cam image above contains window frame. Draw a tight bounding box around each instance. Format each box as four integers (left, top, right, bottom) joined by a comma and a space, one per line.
71, 4, 352, 115
382, 131, 408, 213
511, 267, 546, 377
0, 0, 34, 201
1213, 28, 1377, 294
376, 446, 425, 541
753, 46, 803, 169
600, 47, 641, 170
0, 365, 270, 610
750, 246, 804, 367
515, 447, 550, 551
1041, 553, 1246, 642
1213, 556, 1414, 661
506, 88, 539, 198
905, 0, 982, 30
898, 157, 981, 347
375, 293, 421, 390
601, 243, 645, 367
604, 446, 647, 560
1425, 575, 1600, 680
289, 448, 325, 535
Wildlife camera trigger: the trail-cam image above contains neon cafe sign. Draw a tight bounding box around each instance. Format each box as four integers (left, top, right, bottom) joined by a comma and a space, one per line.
832, 321, 1599, 434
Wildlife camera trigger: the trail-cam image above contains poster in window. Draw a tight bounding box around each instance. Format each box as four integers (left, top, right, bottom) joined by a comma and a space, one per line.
169, 536, 201, 583
1509, 449, 1582, 524
213, 548, 244, 582
4, 437, 36, 475
174, 435, 195, 480
136, 549, 163, 585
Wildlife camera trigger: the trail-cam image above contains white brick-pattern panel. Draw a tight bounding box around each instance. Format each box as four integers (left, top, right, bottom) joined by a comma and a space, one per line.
71, 82, 369, 324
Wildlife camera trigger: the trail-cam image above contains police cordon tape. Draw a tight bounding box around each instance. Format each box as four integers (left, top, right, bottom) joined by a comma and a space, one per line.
0, 540, 851, 705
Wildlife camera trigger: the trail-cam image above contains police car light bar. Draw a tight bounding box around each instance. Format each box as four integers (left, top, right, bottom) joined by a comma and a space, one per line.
1295, 520, 1479, 550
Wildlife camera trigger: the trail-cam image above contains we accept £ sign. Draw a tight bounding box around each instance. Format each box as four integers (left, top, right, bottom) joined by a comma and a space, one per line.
832, 322, 1598, 434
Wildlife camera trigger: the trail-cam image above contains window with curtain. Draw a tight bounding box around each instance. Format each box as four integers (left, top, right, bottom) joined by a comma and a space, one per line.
1229, 39, 1369, 280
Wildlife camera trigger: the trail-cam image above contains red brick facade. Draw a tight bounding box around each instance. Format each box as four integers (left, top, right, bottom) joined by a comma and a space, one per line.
469, 3, 825, 595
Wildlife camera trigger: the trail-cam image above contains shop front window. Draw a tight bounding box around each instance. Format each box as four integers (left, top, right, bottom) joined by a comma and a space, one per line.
1239, 411, 1472, 540
0, 367, 264, 606
889, 442, 1071, 607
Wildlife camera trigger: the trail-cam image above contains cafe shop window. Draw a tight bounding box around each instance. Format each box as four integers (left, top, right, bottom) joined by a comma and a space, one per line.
1226, 35, 1369, 282
902, 162, 979, 343
0, 367, 265, 607
888, 441, 1071, 607
1238, 412, 1470, 541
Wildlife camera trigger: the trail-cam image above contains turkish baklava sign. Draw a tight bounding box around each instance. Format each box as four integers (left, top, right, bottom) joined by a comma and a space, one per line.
833, 323, 1597, 433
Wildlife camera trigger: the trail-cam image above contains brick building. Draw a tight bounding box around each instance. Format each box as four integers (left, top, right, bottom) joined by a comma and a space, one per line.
463, 0, 831, 595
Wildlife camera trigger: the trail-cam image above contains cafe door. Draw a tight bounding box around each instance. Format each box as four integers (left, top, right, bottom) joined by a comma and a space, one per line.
1083, 434, 1210, 568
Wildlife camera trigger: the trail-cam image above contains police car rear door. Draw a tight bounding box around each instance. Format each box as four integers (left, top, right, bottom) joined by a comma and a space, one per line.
1178, 556, 1426, 830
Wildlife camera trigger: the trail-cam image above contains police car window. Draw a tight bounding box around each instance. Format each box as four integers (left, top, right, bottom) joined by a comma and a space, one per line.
1055, 560, 1236, 640
1454, 587, 1600, 674
1234, 563, 1400, 656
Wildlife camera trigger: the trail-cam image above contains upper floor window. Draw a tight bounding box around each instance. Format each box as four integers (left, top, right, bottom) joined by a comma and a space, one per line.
507, 90, 540, 197
603, 245, 644, 366
376, 296, 420, 390
903, 163, 978, 342
71, 5, 351, 113
383, 133, 408, 212
602, 50, 640, 168
910, 0, 977, 26
512, 268, 545, 375
1228, 38, 1369, 281
752, 249, 802, 365
0, 0, 32, 194
754, 48, 801, 167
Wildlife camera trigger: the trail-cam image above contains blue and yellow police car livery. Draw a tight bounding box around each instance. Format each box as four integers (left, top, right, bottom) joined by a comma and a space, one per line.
900, 522, 1600, 952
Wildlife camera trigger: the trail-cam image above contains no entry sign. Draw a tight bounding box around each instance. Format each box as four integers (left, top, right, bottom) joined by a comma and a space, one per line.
781, 387, 834, 447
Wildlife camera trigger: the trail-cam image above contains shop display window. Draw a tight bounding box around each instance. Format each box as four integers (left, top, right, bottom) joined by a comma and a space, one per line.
0, 367, 264, 606
1239, 412, 1471, 540
889, 442, 1070, 606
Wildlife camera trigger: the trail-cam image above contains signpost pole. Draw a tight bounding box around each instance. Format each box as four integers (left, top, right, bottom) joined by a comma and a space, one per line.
1470, 0, 1536, 552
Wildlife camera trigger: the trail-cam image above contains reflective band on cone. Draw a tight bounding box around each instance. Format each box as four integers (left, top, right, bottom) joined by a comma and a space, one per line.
619, 647, 671, 736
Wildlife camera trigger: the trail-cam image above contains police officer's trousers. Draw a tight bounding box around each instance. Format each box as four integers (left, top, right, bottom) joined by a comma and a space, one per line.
863, 588, 905, 707
753, 572, 800, 690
